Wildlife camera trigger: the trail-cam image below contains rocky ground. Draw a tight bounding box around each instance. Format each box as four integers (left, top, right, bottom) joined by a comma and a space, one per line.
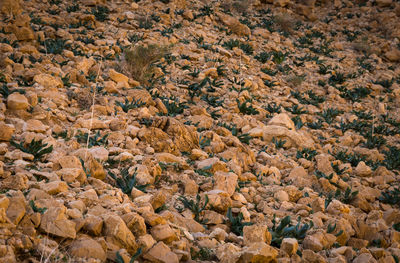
0, 0, 400, 262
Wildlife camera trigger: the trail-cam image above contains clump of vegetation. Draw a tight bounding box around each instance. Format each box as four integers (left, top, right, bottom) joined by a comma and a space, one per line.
10, 139, 53, 161
379, 186, 400, 206
119, 44, 169, 84
226, 207, 253, 236
178, 194, 209, 222
75, 131, 109, 148
270, 215, 313, 248
108, 168, 149, 194
115, 98, 145, 113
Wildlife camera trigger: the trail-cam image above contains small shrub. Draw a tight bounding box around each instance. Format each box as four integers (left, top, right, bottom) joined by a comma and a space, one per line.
115, 98, 145, 113
178, 194, 209, 222
120, 44, 169, 84
75, 130, 109, 148
226, 207, 253, 236
270, 215, 313, 247
10, 139, 53, 161
108, 167, 149, 194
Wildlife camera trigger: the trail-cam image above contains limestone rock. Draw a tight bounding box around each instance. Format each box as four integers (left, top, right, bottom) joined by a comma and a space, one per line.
69, 238, 106, 261
103, 214, 137, 253
40, 207, 76, 239
0, 122, 14, 141
216, 12, 251, 36
243, 225, 271, 246
240, 242, 278, 263
268, 113, 295, 130
281, 238, 298, 256
7, 93, 29, 110
143, 241, 179, 263
214, 171, 238, 197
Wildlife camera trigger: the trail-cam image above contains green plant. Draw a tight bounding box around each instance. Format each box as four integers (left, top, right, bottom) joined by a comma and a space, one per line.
10, 139, 53, 161
265, 102, 281, 114
178, 194, 209, 222
191, 247, 216, 261
339, 187, 359, 204
40, 38, 70, 55
237, 99, 259, 115
292, 116, 304, 129
272, 137, 286, 149
307, 118, 323, 129
270, 215, 313, 247
255, 51, 270, 63
195, 166, 213, 177
199, 135, 211, 149
326, 223, 344, 236
29, 200, 47, 214
270, 50, 288, 64
159, 97, 187, 116
226, 207, 253, 236
383, 146, 400, 170
115, 98, 145, 113
75, 130, 108, 148
285, 104, 308, 115
237, 133, 252, 145
0, 84, 25, 99
108, 168, 149, 194
318, 108, 343, 124
328, 72, 346, 86
379, 186, 400, 206
91, 6, 109, 22
296, 148, 317, 161
116, 247, 142, 263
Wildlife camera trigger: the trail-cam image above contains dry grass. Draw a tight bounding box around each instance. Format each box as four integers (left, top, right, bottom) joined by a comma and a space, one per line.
118, 44, 169, 85
273, 13, 296, 34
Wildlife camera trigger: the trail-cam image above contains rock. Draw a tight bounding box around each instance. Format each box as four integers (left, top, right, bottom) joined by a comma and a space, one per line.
25, 119, 48, 133
6, 191, 25, 225
33, 73, 63, 89
240, 242, 278, 263
109, 69, 129, 85
376, 0, 392, 7
353, 253, 377, 263
0, 122, 14, 141
40, 207, 76, 239
355, 161, 372, 177
42, 181, 68, 195
281, 238, 298, 256
216, 243, 241, 263
69, 238, 106, 261
214, 171, 238, 197
103, 214, 137, 253
268, 113, 295, 130
204, 190, 232, 212
243, 225, 271, 246
263, 125, 314, 149
274, 0, 290, 7
56, 168, 86, 184
274, 190, 289, 202
143, 241, 179, 263
302, 232, 336, 252
150, 224, 178, 243
0, 0, 22, 15
121, 212, 147, 237
385, 48, 400, 62
216, 12, 251, 36
83, 215, 103, 236
7, 93, 29, 110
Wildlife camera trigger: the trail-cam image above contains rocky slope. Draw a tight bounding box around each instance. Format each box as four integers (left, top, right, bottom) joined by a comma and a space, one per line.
1, 0, 400, 262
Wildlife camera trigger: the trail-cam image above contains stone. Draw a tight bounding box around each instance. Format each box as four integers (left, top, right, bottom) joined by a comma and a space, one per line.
69, 238, 106, 261
83, 215, 103, 236
109, 69, 129, 85
376, 0, 393, 7
240, 242, 278, 263
302, 232, 336, 252
214, 171, 238, 197
56, 168, 86, 184
42, 181, 68, 195
243, 225, 271, 246
25, 119, 48, 133
355, 161, 372, 177
281, 238, 298, 256
33, 73, 63, 89
7, 93, 29, 110
268, 113, 295, 130
263, 125, 314, 149
121, 212, 147, 237
216, 243, 241, 263
385, 48, 400, 62
150, 224, 178, 243
216, 12, 251, 36
0, 0, 22, 16
103, 214, 137, 253
143, 241, 179, 263
274, 190, 289, 202
353, 253, 377, 263
6, 191, 26, 225
40, 207, 76, 239
0, 122, 14, 141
